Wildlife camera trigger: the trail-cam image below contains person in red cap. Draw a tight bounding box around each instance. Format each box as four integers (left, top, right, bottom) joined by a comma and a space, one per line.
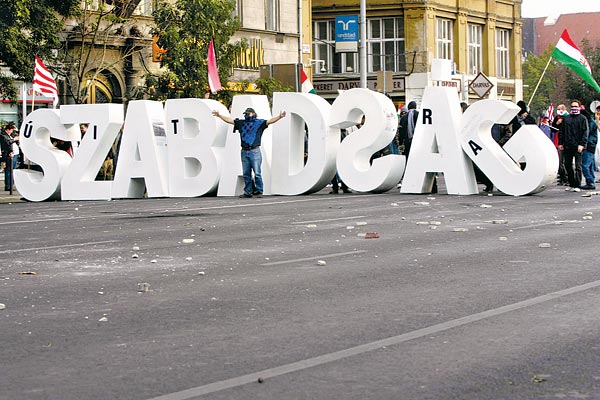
213, 107, 286, 198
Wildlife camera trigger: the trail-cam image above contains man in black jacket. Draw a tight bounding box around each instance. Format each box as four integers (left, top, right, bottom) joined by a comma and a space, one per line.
0, 122, 16, 191
558, 99, 589, 192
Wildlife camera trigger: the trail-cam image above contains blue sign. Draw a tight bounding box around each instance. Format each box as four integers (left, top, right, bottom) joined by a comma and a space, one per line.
335, 16, 358, 53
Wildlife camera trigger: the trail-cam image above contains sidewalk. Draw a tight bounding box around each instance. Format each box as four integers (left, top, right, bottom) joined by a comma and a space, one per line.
0, 174, 24, 204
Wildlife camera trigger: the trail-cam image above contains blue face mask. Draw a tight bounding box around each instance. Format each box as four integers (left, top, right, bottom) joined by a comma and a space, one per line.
244, 114, 256, 121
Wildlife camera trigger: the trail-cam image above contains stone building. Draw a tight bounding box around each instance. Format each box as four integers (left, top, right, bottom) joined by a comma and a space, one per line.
310, 0, 524, 105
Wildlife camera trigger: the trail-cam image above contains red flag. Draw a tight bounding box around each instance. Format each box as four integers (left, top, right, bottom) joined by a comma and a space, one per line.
33, 56, 59, 107
207, 40, 222, 94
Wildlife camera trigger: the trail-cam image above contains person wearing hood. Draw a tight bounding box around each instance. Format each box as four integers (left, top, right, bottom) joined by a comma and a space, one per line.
510, 100, 536, 134
552, 104, 569, 185
580, 108, 597, 190
213, 107, 286, 198
398, 101, 418, 158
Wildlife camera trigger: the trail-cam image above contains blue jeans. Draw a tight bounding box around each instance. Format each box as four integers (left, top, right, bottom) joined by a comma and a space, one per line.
3, 156, 13, 190
241, 147, 263, 195
582, 149, 596, 186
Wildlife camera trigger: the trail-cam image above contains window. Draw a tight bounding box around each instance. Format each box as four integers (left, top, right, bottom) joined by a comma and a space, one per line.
368, 18, 405, 72
467, 24, 482, 75
436, 18, 454, 61
265, 0, 280, 31
312, 20, 357, 74
496, 29, 510, 78
134, 0, 155, 16
312, 17, 406, 74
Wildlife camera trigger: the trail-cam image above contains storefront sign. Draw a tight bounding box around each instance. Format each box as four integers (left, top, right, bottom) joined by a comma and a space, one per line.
335, 16, 358, 53
233, 39, 264, 71
314, 77, 405, 94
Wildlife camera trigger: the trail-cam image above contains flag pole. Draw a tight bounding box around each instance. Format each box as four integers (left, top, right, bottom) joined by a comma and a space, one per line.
22, 81, 27, 121
527, 55, 553, 107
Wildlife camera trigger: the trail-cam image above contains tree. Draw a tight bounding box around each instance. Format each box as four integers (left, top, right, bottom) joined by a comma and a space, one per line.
563, 39, 600, 109
147, 0, 240, 100
522, 47, 557, 118
0, 0, 79, 101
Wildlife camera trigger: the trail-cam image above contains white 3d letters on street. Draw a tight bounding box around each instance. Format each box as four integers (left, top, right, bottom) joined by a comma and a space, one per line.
270, 92, 337, 195
14, 89, 559, 201
60, 104, 124, 200
14, 109, 79, 202
401, 87, 478, 195
112, 100, 169, 198
461, 100, 558, 196
330, 88, 405, 193
165, 99, 227, 197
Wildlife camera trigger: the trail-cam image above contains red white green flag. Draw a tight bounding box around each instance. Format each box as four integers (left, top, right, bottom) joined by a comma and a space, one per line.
552, 29, 600, 93
300, 69, 317, 94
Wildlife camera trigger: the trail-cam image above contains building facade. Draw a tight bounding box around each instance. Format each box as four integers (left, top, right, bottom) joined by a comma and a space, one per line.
523, 12, 600, 57
310, 0, 523, 105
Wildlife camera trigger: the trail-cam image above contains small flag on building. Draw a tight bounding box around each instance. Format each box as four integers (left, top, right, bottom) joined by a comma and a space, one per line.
207, 39, 222, 94
300, 69, 317, 94
33, 56, 59, 107
552, 29, 600, 93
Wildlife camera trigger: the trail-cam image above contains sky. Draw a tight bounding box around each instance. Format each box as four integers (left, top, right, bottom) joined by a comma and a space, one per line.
521, 0, 600, 17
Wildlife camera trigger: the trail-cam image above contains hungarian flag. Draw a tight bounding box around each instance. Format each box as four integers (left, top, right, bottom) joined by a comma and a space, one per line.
207, 39, 222, 94
33, 56, 59, 106
552, 29, 600, 93
300, 69, 317, 94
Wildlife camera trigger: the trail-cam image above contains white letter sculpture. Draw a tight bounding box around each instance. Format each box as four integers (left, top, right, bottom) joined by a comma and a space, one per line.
270, 92, 337, 195
60, 104, 124, 200
400, 87, 478, 194
330, 88, 405, 193
112, 100, 169, 198
460, 99, 558, 196
165, 99, 228, 197
15, 109, 79, 202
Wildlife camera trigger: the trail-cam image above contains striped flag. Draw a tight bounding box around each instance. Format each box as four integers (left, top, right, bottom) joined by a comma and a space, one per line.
552, 29, 600, 93
545, 103, 554, 123
300, 69, 317, 94
33, 56, 59, 106
206, 39, 222, 94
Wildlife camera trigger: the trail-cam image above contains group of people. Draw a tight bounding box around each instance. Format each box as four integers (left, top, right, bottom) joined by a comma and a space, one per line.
549, 101, 598, 191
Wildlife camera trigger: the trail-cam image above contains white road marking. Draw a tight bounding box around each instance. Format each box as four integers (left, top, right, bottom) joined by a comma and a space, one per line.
145, 279, 600, 400
260, 250, 368, 266
0, 240, 118, 254
291, 216, 368, 224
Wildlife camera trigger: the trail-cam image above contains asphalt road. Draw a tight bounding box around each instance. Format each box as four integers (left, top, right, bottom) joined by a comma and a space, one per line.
1, 184, 600, 400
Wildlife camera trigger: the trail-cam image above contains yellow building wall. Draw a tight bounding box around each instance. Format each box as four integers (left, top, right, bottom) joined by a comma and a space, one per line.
311, 0, 522, 100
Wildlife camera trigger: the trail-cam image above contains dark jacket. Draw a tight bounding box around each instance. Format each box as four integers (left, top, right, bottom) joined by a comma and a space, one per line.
398, 109, 418, 157
0, 131, 13, 162
510, 113, 536, 135
586, 117, 598, 153
559, 113, 588, 150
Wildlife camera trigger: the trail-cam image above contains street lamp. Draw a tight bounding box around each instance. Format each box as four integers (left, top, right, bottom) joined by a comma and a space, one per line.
309, 58, 327, 73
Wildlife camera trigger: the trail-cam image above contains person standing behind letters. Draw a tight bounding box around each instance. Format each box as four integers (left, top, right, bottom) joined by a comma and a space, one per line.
213, 107, 286, 198
559, 99, 588, 192
398, 101, 418, 159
